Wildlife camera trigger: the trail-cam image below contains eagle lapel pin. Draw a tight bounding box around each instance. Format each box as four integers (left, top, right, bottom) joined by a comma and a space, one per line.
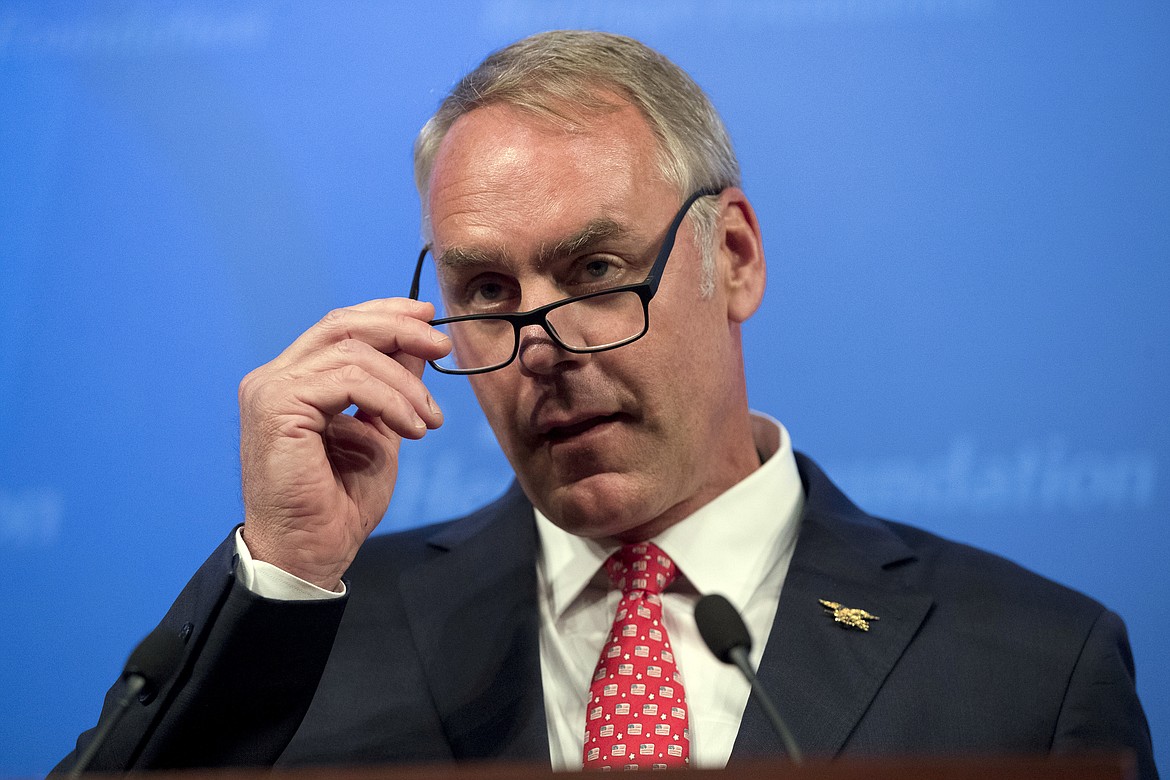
819, 599, 879, 631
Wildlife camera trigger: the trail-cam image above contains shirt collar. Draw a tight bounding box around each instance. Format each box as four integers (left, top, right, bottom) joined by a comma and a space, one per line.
535, 412, 804, 619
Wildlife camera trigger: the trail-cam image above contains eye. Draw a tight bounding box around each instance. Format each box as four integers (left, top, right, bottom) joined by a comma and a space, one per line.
584, 259, 611, 279
570, 256, 629, 290
474, 281, 505, 301
463, 274, 520, 311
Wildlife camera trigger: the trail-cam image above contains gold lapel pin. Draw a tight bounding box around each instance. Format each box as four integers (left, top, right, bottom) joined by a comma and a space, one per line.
819, 599, 879, 631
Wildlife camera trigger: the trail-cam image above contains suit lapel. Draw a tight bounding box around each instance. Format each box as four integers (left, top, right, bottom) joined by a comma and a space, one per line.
732, 455, 934, 759
396, 484, 550, 762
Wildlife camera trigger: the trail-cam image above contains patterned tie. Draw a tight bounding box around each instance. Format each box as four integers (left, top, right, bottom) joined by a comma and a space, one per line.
583, 542, 691, 770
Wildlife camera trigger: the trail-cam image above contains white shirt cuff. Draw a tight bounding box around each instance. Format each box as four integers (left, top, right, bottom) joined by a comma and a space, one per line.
233, 527, 347, 600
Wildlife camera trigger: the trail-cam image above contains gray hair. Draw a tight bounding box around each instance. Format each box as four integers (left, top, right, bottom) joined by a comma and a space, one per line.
412, 30, 741, 295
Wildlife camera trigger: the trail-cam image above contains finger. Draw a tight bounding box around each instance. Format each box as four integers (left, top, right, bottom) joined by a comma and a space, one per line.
275, 299, 451, 368
353, 407, 393, 440
285, 338, 443, 429
288, 364, 433, 440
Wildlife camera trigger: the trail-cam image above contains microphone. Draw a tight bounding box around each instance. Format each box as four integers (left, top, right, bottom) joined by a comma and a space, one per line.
694, 594, 803, 763
67, 625, 186, 777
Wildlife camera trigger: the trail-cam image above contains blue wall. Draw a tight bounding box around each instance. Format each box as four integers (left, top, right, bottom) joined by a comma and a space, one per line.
1, 2, 1166, 774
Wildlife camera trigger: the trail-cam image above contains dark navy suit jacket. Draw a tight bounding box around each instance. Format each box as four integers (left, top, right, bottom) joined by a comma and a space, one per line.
65, 455, 1158, 778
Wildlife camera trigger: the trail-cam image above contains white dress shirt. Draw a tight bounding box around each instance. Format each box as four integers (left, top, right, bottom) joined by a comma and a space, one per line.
235, 412, 804, 770
535, 413, 803, 769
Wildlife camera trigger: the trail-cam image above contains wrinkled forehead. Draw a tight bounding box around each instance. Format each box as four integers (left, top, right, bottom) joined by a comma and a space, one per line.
419, 92, 679, 243
424, 101, 678, 270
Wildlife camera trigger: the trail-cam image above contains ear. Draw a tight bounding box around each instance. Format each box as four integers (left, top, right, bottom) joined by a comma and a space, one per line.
715, 188, 766, 323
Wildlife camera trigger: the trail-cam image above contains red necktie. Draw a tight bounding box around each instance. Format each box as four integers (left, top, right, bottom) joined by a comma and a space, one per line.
583, 542, 691, 770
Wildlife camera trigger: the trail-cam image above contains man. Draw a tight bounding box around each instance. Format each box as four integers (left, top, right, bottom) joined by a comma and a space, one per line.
64, 31, 1157, 777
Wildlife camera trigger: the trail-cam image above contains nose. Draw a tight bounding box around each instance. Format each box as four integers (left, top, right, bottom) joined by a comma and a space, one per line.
516, 322, 585, 376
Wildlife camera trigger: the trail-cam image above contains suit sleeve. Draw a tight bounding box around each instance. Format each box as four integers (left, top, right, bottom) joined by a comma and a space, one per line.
56, 533, 348, 772
1052, 609, 1159, 780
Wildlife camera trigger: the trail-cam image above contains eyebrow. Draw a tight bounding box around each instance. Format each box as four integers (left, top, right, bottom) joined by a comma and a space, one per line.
435, 217, 634, 273
541, 218, 630, 267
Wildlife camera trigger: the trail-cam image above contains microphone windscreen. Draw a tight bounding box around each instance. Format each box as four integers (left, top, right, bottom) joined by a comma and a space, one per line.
123, 626, 185, 691
694, 594, 752, 664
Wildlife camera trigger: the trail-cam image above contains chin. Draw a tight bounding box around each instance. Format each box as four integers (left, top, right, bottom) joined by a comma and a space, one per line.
536, 471, 659, 540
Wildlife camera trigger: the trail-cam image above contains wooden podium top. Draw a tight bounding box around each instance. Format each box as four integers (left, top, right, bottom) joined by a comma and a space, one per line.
127, 753, 1135, 780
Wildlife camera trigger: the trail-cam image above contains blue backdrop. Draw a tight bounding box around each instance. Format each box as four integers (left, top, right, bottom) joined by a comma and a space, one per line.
1, 2, 1166, 775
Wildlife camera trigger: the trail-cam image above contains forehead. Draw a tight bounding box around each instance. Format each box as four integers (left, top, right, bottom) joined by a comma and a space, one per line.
425, 100, 677, 261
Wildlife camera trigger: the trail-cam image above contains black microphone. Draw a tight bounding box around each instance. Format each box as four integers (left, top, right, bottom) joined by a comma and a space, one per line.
694, 594, 803, 763
67, 625, 186, 777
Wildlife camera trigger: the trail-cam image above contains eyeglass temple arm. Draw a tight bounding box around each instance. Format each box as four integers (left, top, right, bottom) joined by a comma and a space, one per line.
643, 187, 723, 295
409, 246, 429, 301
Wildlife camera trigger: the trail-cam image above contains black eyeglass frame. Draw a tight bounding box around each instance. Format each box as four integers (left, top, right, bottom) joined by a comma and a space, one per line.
408, 187, 722, 375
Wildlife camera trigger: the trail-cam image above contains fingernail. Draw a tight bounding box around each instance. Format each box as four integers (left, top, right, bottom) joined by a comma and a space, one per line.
430, 328, 450, 345
426, 393, 442, 421
412, 414, 427, 432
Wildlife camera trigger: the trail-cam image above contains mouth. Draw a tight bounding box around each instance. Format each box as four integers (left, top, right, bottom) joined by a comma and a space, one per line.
541, 413, 626, 443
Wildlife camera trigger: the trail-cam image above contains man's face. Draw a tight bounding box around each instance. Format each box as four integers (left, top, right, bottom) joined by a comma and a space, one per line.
425, 99, 761, 540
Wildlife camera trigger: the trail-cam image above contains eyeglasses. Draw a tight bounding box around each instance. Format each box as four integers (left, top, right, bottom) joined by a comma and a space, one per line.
409, 187, 721, 375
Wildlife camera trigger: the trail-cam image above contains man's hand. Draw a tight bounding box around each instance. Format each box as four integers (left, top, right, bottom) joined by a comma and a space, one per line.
238, 298, 450, 590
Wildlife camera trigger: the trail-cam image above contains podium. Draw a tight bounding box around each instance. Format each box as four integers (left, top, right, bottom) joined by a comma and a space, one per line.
130, 754, 1136, 779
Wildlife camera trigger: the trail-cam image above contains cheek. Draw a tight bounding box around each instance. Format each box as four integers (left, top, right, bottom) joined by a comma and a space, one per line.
466, 375, 519, 442
646, 290, 727, 361
644, 309, 737, 415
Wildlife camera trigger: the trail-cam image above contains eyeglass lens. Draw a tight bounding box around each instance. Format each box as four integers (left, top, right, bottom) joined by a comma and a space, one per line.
431, 289, 647, 372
